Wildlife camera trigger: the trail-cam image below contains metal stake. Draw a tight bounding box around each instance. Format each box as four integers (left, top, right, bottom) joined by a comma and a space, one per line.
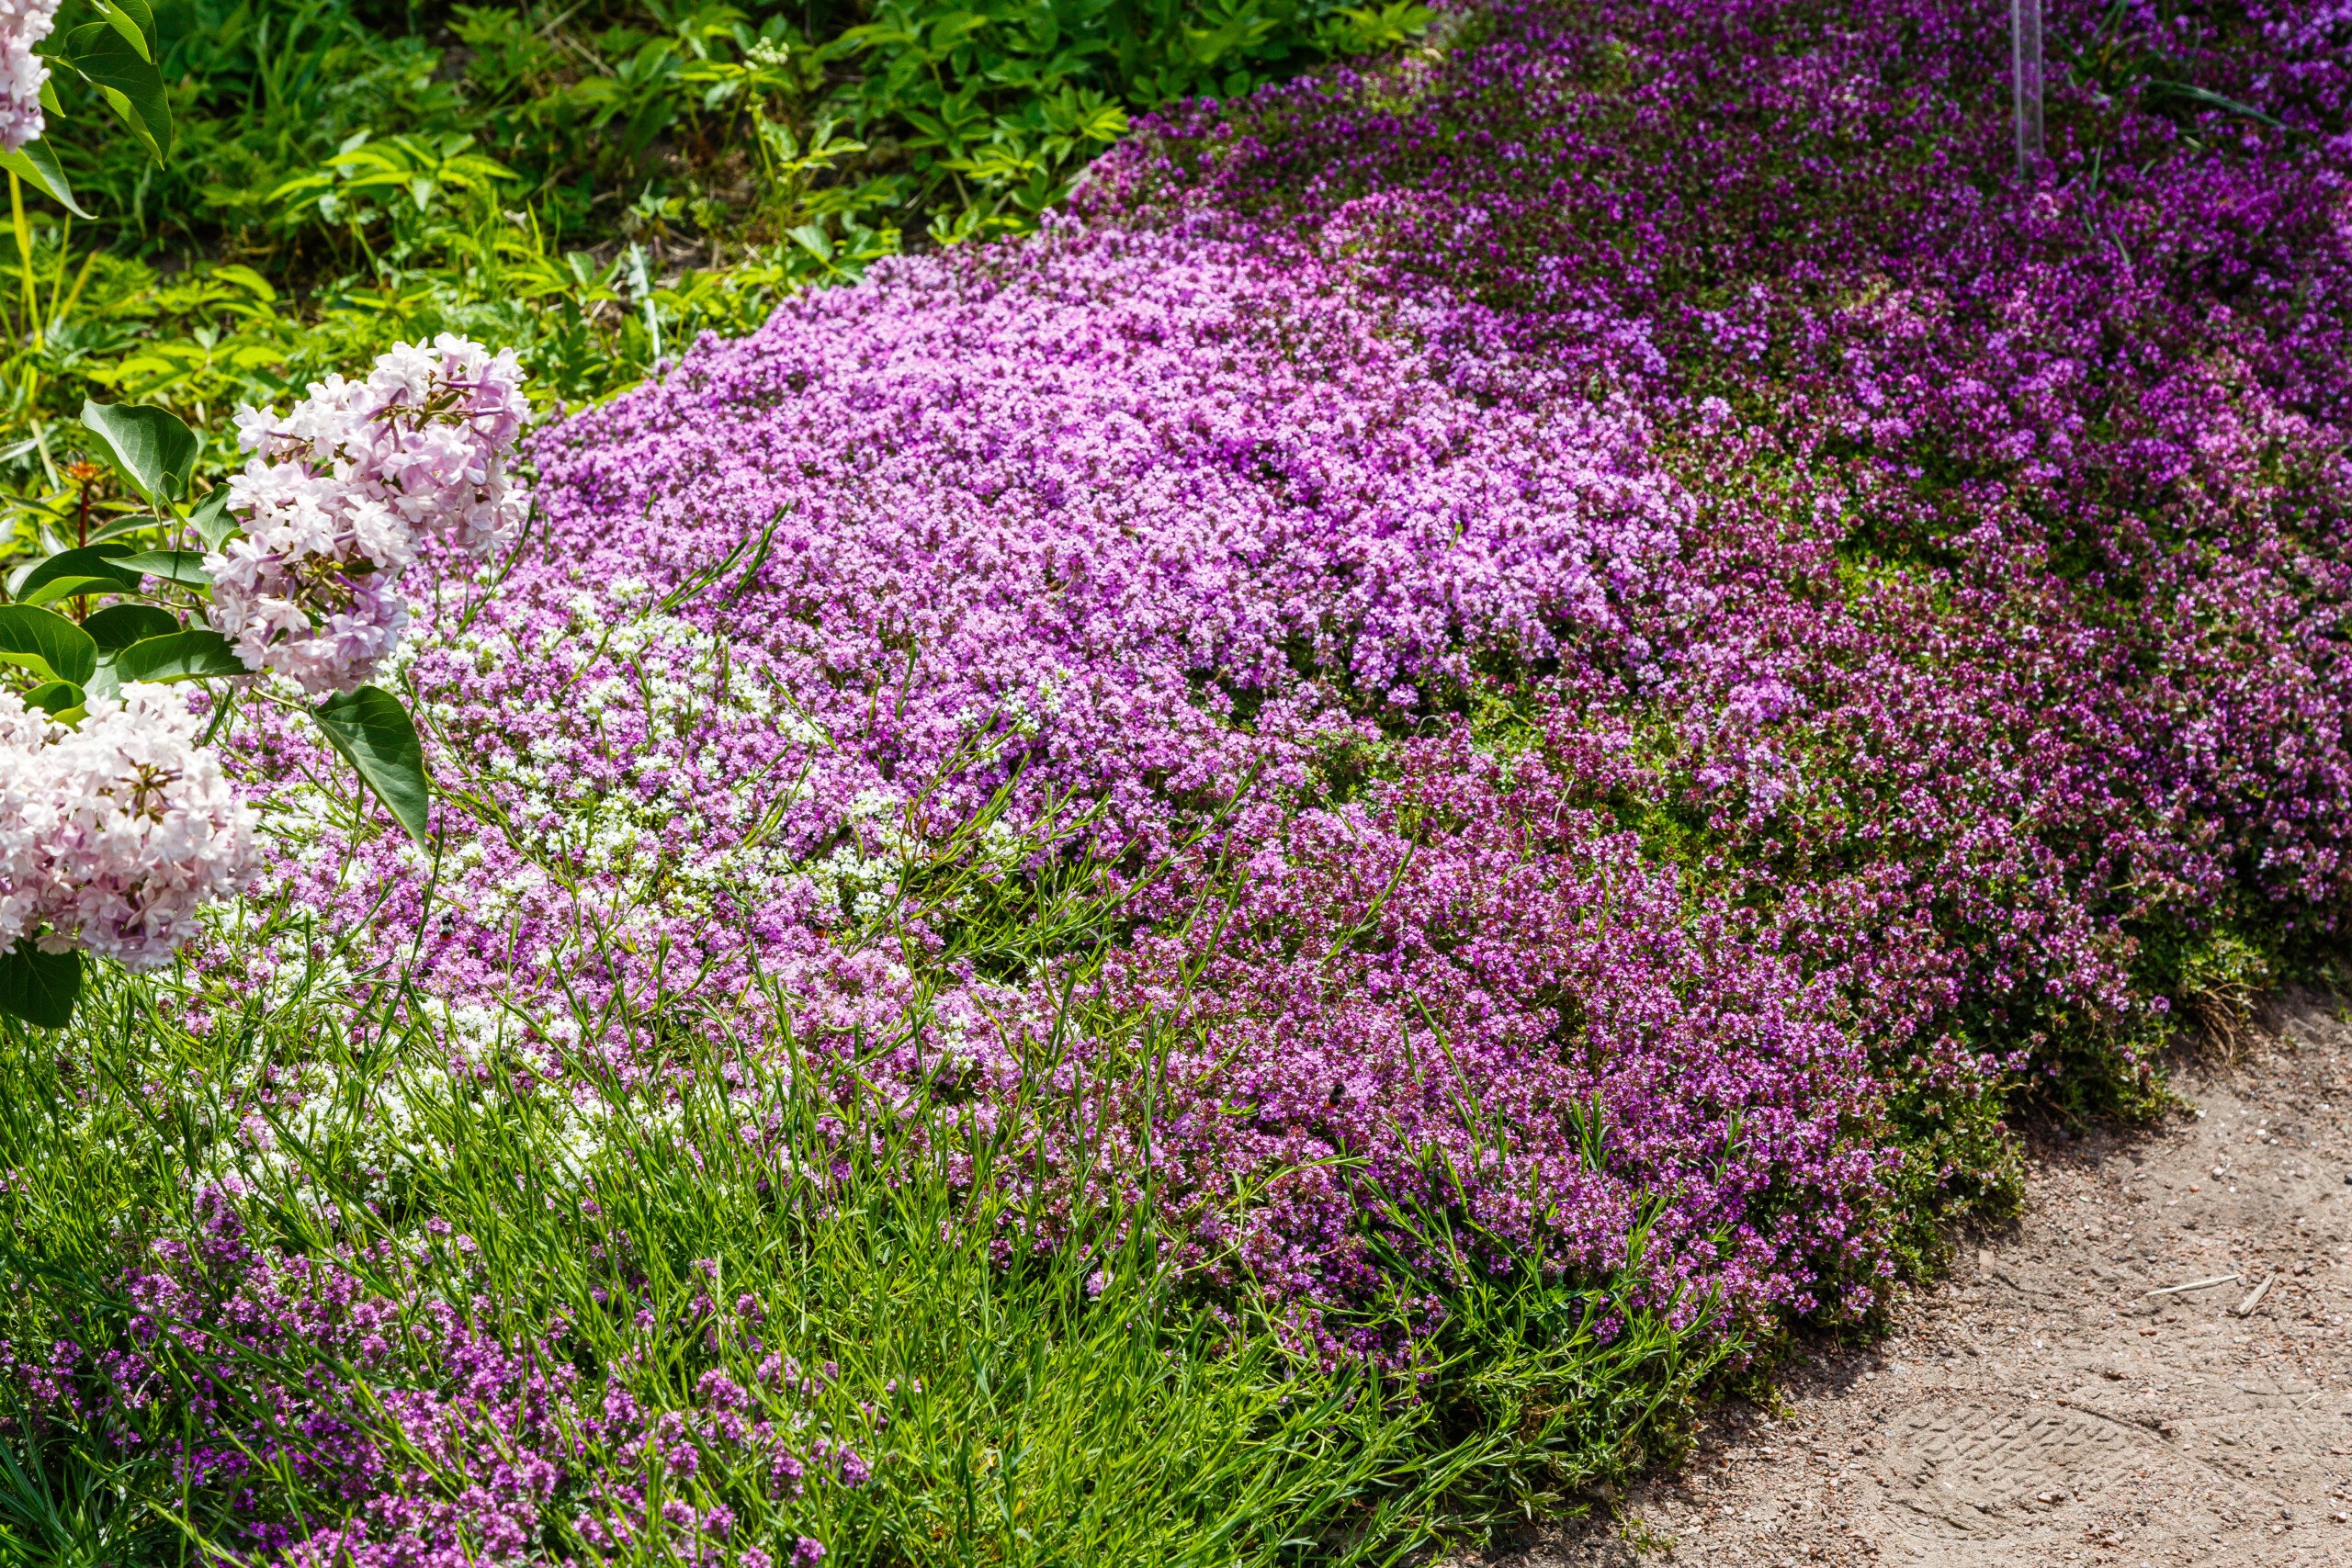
2012, 0, 2045, 176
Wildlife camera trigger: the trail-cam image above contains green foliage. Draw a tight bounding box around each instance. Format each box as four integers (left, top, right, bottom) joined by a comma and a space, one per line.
0, 0, 1425, 527
0, 942, 79, 1030
0, 602, 99, 685
822, 0, 1388, 241
311, 682, 432, 842
77, 397, 198, 502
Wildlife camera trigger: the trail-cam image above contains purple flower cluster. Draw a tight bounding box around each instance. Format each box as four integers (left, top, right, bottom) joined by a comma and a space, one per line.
28, 0, 2352, 1550
1096, 735, 1891, 1331
5, 1186, 850, 1565
1118, 0, 2352, 1038
228, 0, 2352, 1317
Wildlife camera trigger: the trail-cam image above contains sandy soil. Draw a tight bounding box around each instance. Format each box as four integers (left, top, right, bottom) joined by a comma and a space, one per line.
1486, 990, 2352, 1568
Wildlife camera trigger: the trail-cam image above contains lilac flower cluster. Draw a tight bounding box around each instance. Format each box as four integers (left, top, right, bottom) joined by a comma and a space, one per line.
209, 335, 531, 693
0, 684, 256, 967
0, 0, 56, 153
26, 0, 2352, 1551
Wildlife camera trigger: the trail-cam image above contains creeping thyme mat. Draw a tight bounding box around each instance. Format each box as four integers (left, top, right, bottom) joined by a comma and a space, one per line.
6, 0, 2352, 1562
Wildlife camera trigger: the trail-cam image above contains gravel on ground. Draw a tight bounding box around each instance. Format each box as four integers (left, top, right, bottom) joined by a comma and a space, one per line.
1484, 991, 2352, 1568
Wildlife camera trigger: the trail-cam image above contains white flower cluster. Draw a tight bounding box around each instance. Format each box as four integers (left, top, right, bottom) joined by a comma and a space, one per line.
0, 685, 258, 969
208, 335, 531, 694
0, 0, 58, 154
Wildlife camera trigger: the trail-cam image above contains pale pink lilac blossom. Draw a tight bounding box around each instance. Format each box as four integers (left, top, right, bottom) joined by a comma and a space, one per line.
0, 0, 58, 153
207, 335, 531, 692
2, 683, 257, 968
0, 686, 51, 950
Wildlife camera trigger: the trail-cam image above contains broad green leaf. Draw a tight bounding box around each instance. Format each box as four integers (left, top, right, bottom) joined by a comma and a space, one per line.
86, 513, 175, 547
84, 603, 178, 652
187, 488, 238, 550
12, 544, 138, 602
107, 549, 213, 588
314, 685, 432, 844
79, 400, 198, 505
0, 141, 93, 218
22, 574, 134, 608
23, 680, 83, 716
110, 628, 249, 684
62, 23, 172, 164
89, 0, 157, 61
0, 604, 97, 686
0, 942, 80, 1030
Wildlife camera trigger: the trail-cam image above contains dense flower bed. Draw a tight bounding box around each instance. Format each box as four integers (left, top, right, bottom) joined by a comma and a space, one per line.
17, 0, 2352, 1557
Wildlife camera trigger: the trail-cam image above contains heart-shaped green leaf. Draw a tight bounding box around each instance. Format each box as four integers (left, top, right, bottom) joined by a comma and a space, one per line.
79, 400, 197, 505
314, 685, 433, 844
110, 627, 250, 684
187, 488, 238, 550
24, 680, 84, 716
84, 603, 179, 652
0, 604, 98, 686
0, 942, 80, 1030
22, 575, 135, 608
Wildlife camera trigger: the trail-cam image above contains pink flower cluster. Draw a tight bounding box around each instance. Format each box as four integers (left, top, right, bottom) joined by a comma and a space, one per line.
0, 0, 57, 154
209, 335, 531, 693
0, 684, 256, 968
215, 214, 1889, 1355
8, 1186, 846, 1567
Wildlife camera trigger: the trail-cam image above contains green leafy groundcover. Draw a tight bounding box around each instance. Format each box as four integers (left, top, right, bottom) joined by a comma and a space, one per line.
6, 0, 2352, 1563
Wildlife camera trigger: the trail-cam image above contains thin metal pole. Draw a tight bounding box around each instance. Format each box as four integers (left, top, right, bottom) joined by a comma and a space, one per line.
2012, 0, 2045, 176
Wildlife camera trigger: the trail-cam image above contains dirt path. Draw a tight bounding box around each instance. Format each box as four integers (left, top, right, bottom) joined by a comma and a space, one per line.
1490, 991, 2352, 1568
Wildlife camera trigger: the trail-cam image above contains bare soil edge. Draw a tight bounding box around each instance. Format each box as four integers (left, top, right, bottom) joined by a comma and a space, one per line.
1471, 989, 2352, 1568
